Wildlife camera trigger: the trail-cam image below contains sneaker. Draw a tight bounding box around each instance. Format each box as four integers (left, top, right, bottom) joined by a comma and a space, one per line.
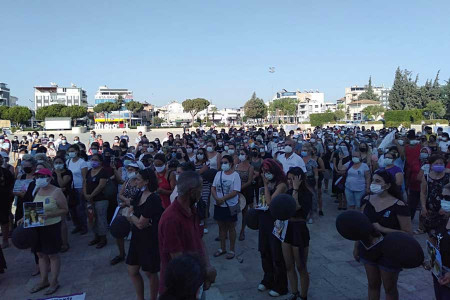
285, 293, 299, 300
204, 228, 208, 234
269, 290, 281, 297
257, 284, 267, 292
307, 218, 314, 224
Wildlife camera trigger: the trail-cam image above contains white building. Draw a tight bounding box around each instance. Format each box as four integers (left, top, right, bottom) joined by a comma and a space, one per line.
9, 96, 18, 106
34, 83, 87, 111
344, 85, 390, 108
198, 105, 244, 125
270, 89, 326, 122
324, 102, 337, 112
94, 85, 133, 105
347, 99, 383, 121
156, 101, 191, 123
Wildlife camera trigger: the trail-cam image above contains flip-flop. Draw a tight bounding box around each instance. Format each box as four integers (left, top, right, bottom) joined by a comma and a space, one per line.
30, 283, 50, 293
44, 284, 60, 295
226, 251, 235, 260
213, 249, 226, 257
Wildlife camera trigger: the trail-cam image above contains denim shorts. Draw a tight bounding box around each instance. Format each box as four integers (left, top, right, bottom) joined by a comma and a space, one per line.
359, 256, 402, 273
345, 188, 366, 208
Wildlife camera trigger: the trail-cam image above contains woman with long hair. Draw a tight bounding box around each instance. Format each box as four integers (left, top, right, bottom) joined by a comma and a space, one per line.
51, 156, 73, 253
21, 168, 68, 295
206, 140, 221, 171
354, 169, 412, 300
126, 169, 163, 300
235, 148, 254, 241
333, 141, 352, 210
194, 148, 211, 233
257, 158, 288, 297
283, 167, 312, 300
84, 154, 109, 248
211, 155, 241, 260
153, 153, 176, 209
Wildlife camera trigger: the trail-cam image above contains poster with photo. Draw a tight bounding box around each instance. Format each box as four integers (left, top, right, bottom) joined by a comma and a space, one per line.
23, 202, 45, 228
255, 187, 268, 210
13, 179, 33, 193
272, 220, 288, 242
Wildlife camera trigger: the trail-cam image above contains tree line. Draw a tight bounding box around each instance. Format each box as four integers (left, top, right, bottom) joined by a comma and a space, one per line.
0, 106, 33, 126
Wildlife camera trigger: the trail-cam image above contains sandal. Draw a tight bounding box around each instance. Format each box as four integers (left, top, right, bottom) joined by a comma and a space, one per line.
226, 251, 235, 259
239, 232, 245, 241
213, 249, 226, 257
31, 269, 40, 277
110, 255, 125, 265
30, 282, 50, 293
44, 284, 60, 295
60, 244, 70, 253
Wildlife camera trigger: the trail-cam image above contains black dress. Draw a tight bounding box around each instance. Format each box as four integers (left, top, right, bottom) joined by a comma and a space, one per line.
0, 168, 14, 225
126, 192, 163, 273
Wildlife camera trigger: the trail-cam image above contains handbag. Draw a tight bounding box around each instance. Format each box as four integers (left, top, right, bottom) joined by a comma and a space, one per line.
335, 161, 353, 192
220, 171, 241, 216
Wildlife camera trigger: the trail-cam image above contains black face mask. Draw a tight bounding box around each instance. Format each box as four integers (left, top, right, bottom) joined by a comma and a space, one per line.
23, 167, 33, 174
113, 150, 120, 157
359, 147, 367, 152
252, 151, 259, 157
176, 153, 183, 160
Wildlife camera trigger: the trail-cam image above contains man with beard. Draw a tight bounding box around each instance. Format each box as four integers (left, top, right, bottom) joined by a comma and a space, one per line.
158, 171, 217, 297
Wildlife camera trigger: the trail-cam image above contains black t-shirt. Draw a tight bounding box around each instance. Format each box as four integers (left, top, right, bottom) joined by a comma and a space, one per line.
11, 140, 19, 151
52, 169, 73, 197
86, 168, 109, 202
288, 187, 312, 219
362, 197, 410, 234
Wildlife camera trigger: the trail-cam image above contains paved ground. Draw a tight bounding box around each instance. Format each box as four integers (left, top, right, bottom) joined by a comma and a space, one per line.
0, 190, 433, 300
0, 129, 435, 299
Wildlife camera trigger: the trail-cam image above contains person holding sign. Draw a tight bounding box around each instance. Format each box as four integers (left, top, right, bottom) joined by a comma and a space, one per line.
17, 168, 68, 295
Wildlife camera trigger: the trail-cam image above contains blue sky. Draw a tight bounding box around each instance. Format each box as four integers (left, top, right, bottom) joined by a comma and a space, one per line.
1, 0, 449, 108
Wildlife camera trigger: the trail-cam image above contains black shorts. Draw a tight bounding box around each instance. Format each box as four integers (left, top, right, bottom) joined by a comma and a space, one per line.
0, 202, 12, 225
31, 222, 62, 255
214, 205, 238, 223
317, 173, 324, 189
283, 220, 310, 248
126, 237, 160, 273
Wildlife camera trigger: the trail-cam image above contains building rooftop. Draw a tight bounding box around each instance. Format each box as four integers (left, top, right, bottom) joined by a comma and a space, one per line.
348, 99, 382, 105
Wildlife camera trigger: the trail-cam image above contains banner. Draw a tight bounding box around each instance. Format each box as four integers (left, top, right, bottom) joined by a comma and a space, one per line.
31, 293, 86, 300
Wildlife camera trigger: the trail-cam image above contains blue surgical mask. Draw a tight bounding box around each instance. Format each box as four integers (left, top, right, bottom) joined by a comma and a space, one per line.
301, 151, 308, 157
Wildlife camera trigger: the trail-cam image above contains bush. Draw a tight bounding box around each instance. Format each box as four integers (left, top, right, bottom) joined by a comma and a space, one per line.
193, 122, 200, 127
418, 119, 449, 125
310, 113, 335, 127
384, 109, 424, 123
367, 121, 383, 124
386, 121, 411, 128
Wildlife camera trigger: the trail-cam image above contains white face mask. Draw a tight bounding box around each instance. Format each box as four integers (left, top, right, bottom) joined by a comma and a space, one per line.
284, 146, 293, 153
224, 146, 229, 151
127, 172, 136, 179
196, 154, 204, 160
148, 147, 155, 153
54, 164, 64, 170
352, 157, 360, 163
36, 177, 49, 188
221, 163, 230, 172
384, 158, 393, 166
238, 154, 246, 162
441, 200, 450, 212
310, 138, 316, 143
155, 165, 165, 173
370, 183, 384, 194
228, 149, 235, 155
186, 148, 193, 154
206, 146, 213, 153
264, 172, 274, 181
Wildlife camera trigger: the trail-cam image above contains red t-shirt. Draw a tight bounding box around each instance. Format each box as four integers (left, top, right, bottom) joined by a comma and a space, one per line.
404, 144, 421, 191
156, 171, 172, 209
158, 200, 204, 293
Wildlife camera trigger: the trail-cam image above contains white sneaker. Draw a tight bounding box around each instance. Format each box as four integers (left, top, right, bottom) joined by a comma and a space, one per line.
203, 228, 208, 234
257, 284, 267, 292
307, 218, 314, 224
269, 290, 281, 297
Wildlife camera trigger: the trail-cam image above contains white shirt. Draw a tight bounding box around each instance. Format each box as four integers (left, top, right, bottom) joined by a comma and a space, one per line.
439, 140, 450, 152
212, 171, 241, 208
278, 152, 306, 173
67, 158, 89, 188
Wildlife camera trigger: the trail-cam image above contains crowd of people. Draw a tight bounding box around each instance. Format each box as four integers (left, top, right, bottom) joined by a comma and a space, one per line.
0, 124, 449, 299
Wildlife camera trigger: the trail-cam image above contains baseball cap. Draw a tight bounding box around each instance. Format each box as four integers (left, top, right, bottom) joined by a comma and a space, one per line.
35, 168, 52, 177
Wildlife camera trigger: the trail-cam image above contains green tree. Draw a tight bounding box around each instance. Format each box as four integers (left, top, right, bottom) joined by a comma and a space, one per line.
116, 95, 124, 107
388, 68, 420, 110
94, 102, 114, 123
61, 105, 88, 126
125, 101, 144, 125
361, 105, 385, 120
182, 98, 210, 125
334, 110, 346, 121
423, 100, 445, 120
441, 78, 450, 119
358, 76, 380, 101
152, 117, 165, 126
269, 98, 297, 122
35, 104, 67, 120
3, 106, 32, 125
244, 92, 267, 120
0, 106, 9, 119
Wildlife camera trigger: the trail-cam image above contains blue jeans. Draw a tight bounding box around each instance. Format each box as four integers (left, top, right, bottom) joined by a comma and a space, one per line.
345, 188, 365, 208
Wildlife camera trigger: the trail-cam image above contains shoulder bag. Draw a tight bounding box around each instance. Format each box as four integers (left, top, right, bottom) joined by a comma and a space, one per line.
220, 171, 241, 216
